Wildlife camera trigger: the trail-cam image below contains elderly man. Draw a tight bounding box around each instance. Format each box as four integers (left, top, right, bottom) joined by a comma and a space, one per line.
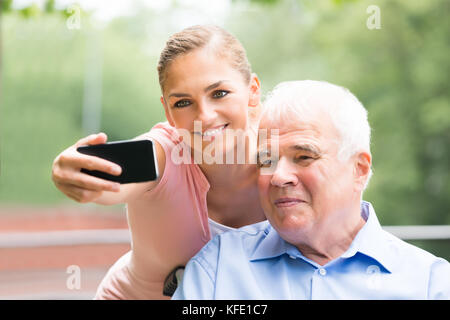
172, 80, 450, 299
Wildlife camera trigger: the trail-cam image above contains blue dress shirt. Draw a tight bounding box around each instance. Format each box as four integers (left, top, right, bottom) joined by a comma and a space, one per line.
172, 201, 450, 299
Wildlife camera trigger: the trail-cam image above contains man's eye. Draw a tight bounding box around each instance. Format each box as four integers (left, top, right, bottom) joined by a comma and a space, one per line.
212, 90, 229, 99
258, 159, 272, 168
296, 155, 314, 162
174, 100, 191, 108
257, 156, 275, 168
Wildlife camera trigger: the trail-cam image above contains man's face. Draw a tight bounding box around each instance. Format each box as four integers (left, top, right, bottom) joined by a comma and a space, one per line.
257, 114, 360, 244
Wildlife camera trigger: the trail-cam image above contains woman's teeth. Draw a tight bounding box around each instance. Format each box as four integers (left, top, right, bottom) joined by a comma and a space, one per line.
203, 124, 227, 137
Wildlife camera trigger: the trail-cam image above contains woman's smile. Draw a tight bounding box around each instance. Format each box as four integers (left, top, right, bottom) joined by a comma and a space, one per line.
198, 123, 229, 138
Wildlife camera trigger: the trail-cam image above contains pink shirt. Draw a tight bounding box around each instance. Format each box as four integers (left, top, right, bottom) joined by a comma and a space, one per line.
94, 122, 214, 299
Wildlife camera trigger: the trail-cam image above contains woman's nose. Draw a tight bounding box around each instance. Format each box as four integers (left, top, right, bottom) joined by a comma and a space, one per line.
270, 158, 298, 188
196, 101, 217, 125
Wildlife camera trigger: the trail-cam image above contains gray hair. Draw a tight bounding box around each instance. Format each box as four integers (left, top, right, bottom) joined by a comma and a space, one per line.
262, 80, 373, 189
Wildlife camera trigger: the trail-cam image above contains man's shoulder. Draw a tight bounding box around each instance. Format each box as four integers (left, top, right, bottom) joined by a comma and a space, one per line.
383, 231, 450, 298
219, 220, 271, 249
191, 221, 271, 269
381, 228, 449, 269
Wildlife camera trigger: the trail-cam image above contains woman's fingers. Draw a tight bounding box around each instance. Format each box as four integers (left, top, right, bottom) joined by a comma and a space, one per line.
62, 151, 122, 176
71, 133, 122, 175
57, 182, 105, 203
75, 171, 121, 192
52, 132, 122, 203
75, 132, 108, 148
54, 169, 120, 193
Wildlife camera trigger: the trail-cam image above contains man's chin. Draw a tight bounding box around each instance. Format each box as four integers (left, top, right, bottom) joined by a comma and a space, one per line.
270, 210, 311, 234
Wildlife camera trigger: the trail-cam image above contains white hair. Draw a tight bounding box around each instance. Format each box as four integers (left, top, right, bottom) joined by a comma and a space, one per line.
262, 80, 373, 189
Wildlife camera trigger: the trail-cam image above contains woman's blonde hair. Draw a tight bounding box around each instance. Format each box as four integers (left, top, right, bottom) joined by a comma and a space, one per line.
157, 25, 252, 90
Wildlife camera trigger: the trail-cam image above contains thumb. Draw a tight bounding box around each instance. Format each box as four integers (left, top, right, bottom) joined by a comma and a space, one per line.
75, 132, 108, 147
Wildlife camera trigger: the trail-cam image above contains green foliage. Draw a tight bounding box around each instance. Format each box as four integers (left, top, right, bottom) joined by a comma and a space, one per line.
44, 0, 55, 13
0, 0, 13, 13
18, 3, 40, 18
247, 0, 279, 5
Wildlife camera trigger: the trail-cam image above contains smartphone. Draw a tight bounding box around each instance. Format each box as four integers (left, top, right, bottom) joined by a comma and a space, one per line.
77, 139, 159, 184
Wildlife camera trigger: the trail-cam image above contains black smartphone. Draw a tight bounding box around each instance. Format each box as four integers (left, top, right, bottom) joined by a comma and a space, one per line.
77, 139, 159, 184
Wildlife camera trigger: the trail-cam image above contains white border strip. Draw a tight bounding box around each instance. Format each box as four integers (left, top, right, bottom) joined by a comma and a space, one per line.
1, 226, 450, 248
383, 225, 450, 240
0, 229, 131, 248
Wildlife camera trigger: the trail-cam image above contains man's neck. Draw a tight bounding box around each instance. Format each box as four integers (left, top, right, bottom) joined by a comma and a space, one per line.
294, 206, 366, 266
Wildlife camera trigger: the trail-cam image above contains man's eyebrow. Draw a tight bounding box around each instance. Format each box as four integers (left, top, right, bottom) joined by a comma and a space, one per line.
168, 81, 228, 98
290, 144, 322, 155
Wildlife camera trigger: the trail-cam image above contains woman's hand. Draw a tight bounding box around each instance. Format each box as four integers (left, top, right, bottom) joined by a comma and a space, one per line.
51, 133, 123, 203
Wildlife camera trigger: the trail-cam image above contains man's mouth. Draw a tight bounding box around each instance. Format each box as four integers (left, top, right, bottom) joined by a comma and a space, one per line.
274, 198, 304, 208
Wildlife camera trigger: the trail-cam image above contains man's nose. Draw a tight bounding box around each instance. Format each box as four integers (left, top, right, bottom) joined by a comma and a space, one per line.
270, 158, 298, 188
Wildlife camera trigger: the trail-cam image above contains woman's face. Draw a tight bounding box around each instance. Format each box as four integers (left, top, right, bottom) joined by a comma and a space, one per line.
160, 46, 260, 160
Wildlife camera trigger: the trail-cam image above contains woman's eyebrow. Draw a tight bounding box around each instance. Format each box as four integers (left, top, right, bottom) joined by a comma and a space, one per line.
204, 80, 229, 92
168, 80, 229, 98
168, 92, 192, 98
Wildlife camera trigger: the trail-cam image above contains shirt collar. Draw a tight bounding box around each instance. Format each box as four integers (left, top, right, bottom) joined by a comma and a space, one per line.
249, 224, 288, 261
343, 201, 396, 273
250, 201, 396, 273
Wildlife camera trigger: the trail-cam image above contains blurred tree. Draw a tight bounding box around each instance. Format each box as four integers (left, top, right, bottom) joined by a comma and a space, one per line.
0, 0, 13, 13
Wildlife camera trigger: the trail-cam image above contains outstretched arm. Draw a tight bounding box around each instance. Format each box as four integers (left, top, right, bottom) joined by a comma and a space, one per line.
51, 132, 166, 205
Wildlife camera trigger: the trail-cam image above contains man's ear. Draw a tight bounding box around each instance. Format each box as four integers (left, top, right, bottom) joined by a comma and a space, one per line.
161, 96, 175, 127
248, 73, 261, 107
354, 151, 372, 191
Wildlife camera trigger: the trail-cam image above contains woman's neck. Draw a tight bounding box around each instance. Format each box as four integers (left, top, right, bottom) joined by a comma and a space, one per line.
198, 120, 266, 227
199, 162, 256, 190
203, 163, 266, 228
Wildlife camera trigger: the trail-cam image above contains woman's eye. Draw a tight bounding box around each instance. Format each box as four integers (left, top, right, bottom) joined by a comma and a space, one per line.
212, 90, 229, 99
174, 100, 191, 108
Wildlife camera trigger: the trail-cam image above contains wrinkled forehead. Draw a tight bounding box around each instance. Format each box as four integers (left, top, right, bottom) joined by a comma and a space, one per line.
257, 115, 340, 154
258, 109, 328, 138
258, 124, 318, 147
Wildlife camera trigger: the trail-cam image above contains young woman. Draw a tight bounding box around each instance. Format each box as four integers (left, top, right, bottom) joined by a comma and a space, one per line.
51, 25, 267, 299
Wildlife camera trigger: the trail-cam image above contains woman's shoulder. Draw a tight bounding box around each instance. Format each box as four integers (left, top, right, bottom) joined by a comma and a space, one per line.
138, 121, 181, 147
132, 122, 207, 195
133, 121, 181, 170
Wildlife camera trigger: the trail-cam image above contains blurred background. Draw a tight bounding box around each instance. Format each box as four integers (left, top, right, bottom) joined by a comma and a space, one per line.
0, 0, 449, 299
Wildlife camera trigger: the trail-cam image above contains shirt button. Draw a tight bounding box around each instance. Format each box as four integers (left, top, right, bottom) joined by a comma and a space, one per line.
319, 268, 327, 276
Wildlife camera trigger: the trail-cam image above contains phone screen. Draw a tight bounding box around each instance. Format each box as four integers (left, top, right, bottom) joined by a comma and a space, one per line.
77, 139, 159, 184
